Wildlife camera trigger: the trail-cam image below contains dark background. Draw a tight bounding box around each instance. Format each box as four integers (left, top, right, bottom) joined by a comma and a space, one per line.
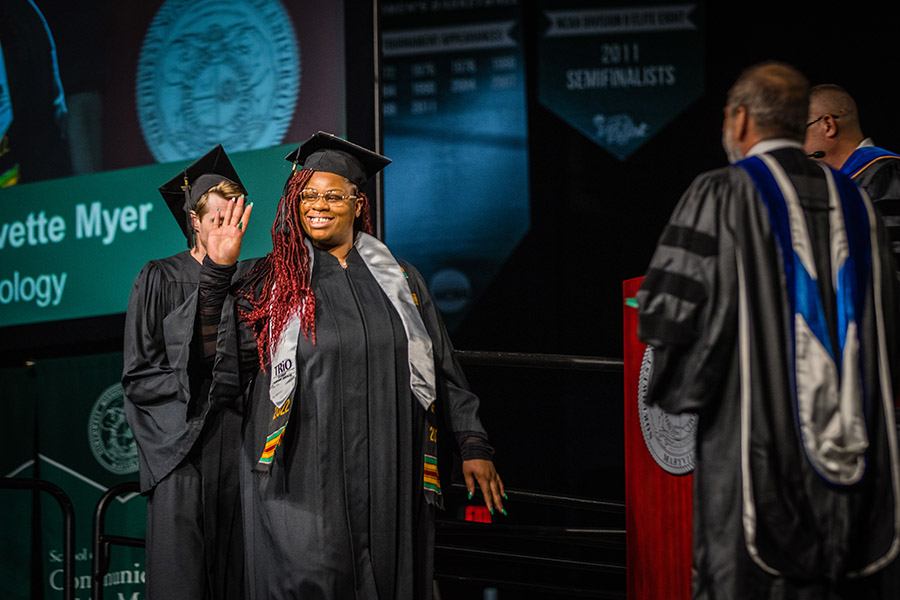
435, 4, 898, 593
6, 0, 897, 510
449, 0, 900, 503
458, 1, 898, 359
3, 1, 898, 596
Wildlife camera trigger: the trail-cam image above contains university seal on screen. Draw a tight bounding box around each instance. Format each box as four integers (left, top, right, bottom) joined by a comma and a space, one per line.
637, 346, 696, 475
88, 383, 139, 475
136, 0, 301, 163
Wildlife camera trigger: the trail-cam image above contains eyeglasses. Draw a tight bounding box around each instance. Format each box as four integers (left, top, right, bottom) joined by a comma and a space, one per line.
806, 114, 838, 128
299, 190, 358, 205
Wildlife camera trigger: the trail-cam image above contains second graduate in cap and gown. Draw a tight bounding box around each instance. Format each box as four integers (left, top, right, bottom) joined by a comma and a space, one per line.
199, 132, 505, 599
122, 146, 246, 600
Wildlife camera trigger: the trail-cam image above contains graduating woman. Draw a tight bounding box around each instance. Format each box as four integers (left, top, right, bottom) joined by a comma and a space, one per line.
199, 132, 505, 599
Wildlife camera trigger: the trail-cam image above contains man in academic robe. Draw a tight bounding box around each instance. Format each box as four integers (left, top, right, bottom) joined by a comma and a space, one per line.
122, 145, 246, 600
804, 83, 900, 276
637, 61, 900, 598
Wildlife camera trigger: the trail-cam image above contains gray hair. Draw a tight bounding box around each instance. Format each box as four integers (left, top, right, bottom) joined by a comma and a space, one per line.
727, 61, 809, 142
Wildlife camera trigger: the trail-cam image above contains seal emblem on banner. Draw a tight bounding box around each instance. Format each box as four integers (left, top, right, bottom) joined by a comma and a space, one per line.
430, 268, 472, 314
637, 345, 696, 475
88, 383, 139, 475
136, 0, 300, 163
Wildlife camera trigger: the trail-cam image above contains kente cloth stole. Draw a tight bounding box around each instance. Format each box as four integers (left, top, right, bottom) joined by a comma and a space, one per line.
739, 154, 872, 485
257, 233, 444, 506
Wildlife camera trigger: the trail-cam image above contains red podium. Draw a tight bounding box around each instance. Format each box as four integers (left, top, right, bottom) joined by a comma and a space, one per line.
623, 277, 693, 599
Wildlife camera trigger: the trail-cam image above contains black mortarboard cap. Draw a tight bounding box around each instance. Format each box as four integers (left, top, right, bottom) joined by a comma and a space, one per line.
159, 144, 246, 245
284, 131, 391, 188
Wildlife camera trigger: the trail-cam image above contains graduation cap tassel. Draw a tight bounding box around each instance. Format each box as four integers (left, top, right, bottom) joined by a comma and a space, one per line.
183, 171, 193, 249
159, 144, 246, 248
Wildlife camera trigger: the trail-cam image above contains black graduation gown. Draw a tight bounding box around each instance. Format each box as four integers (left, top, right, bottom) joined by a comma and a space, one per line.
123, 250, 208, 492
852, 153, 900, 277
204, 246, 491, 600
637, 147, 900, 599
122, 250, 244, 599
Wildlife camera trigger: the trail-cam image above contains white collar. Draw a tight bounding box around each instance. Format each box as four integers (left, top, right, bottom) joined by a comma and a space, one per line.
746, 138, 804, 157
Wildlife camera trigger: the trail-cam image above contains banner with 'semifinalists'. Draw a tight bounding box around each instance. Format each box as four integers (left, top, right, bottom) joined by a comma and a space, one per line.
538, 1, 705, 160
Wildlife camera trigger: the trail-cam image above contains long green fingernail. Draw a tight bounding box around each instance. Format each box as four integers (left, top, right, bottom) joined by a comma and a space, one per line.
500, 509, 507, 516
489, 508, 494, 515
467, 492, 472, 500
503, 493, 508, 500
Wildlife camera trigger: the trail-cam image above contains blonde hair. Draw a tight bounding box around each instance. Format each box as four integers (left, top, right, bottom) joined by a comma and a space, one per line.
195, 180, 244, 218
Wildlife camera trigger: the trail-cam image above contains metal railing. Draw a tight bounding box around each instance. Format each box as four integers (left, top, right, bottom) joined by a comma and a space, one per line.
437, 350, 627, 598
435, 482, 626, 598
7, 350, 624, 599
455, 350, 624, 372
91, 481, 144, 600
0, 477, 76, 600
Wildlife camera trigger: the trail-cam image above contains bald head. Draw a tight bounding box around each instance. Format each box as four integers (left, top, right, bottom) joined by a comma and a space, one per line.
809, 84, 862, 132
726, 61, 809, 142
804, 84, 865, 168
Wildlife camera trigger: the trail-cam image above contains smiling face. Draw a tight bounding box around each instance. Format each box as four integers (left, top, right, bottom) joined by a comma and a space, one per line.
298, 171, 361, 257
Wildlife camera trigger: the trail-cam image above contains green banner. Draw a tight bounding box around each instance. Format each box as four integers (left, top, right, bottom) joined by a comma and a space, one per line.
1, 352, 144, 599
537, 1, 704, 160
0, 144, 295, 328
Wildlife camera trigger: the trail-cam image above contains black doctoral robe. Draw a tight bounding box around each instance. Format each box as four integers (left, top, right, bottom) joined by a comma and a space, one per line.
122, 250, 243, 600
201, 245, 493, 600
637, 146, 900, 599
845, 150, 900, 277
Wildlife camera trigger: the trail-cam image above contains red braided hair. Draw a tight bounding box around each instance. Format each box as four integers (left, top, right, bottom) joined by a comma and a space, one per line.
235, 169, 374, 369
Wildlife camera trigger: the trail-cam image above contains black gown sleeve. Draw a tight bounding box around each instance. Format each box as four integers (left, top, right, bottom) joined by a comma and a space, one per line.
858, 158, 900, 281
122, 259, 204, 492
200, 256, 263, 411
198, 256, 236, 362
636, 169, 738, 415
402, 261, 495, 461
122, 261, 182, 406
870, 199, 900, 396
